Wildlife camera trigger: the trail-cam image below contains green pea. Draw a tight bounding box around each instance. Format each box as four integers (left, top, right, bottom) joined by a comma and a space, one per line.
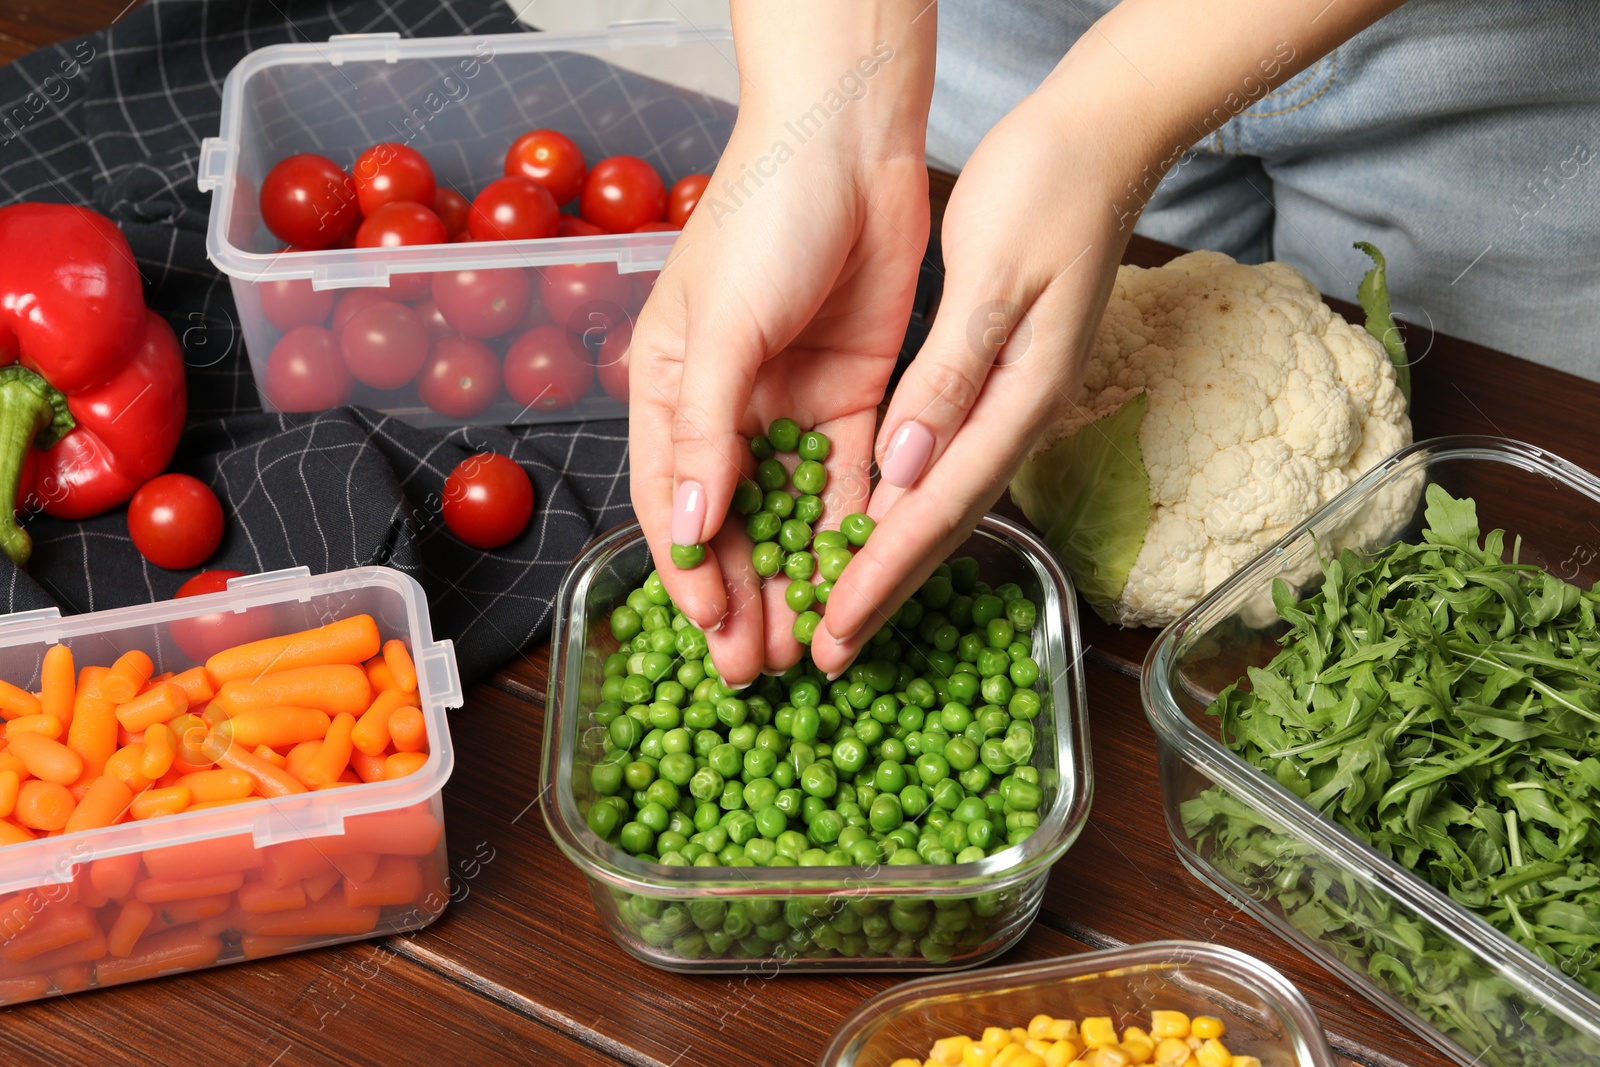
750, 434, 775, 459
610, 606, 643, 641
731, 478, 765, 515
747, 510, 781, 543
868, 793, 904, 833
778, 519, 813, 553
815, 579, 834, 604
791, 460, 827, 495
785, 579, 817, 613
791, 705, 821, 744
587, 801, 620, 838
900, 784, 930, 818
959, 764, 992, 794
689, 767, 724, 802
752, 542, 783, 578
793, 494, 823, 524
919, 573, 953, 609
840, 512, 875, 546
1009, 656, 1041, 688
772, 761, 796, 789
609, 715, 643, 750
744, 745, 779, 778
637, 801, 671, 833
797, 430, 831, 461
877, 736, 907, 765
618, 821, 655, 853
943, 737, 978, 772
817, 547, 852, 582
755, 458, 789, 492
645, 779, 681, 809
1009, 689, 1042, 721
658, 752, 696, 786
774, 787, 803, 817
755, 806, 788, 840
808, 810, 844, 845
948, 557, 980, 593
783, 551, 816, 581
966, 818, 993, 850
800, 795, 826, 825
831, 736, 867, 775
981, 675, 1015, 706
812, 529, 849, 553
768, 417, 802, 452
623, 760, 656, 790
853, 717, 884, 746
1004, 778, 1043, 812
800, 761, 837, 799
931, 779, 964, 812
948, 595, 974, 630
946, 672, 979, 705
670, 543, 706, 569
727, 723, 758, 752
794, 610, 822, 645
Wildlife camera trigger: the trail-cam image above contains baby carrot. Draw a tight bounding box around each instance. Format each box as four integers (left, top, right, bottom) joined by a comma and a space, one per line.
388, 705, 427, 753
135, 870, 245, 903
0, 678, 41, 721
253, 745, 287, 767
212, 745, 307, 799
0, 818, 34, 844
333, 806, 442, 856
350, 749, 386, 783
215, 706, 330, 750
46, 961, 94, 995
284, 739, 320, 781
365, 657, 398, 693
260, 840, 333, 889
0, 750, 26, 778
1, 904, 97, 962
7, 733, 84, 786
100, 650, 154, 705
169, 713, 210, 770
383, 752, 428, 780
114, 682, 188, 732
39, 645, 73, 723
197, 904, 245, 938
168, 665, 215, 707
94, 929, 221, 986
186, 798, 254, 812
212, 665, 371, 718
351, 688, 414, 757
102, 743, 152, 793
15, 781, 74, 830
146, 893, 234, 931
142, 832, 264, 880
206, 614, 380, 684
5, 713, 62, 741
344, 855, 422, 908
382, 639, 418, 692
0, 769, 16, 819
298, 713, 356, 788
74, 870, 110, 909
140, 722, 176, 780
241, 932, 308, 960
237, 878, 306, 915
0, 930, 105, 977
0, 974, 50, 1001
240, 895, 380, 937
174, 768, 253, 803
105, 900, 153, 958
301, 867, 342, 903
62, 775, 132, 835
129, 787, 190, 820
89, 853, 143, 900
65, 667, 116, 784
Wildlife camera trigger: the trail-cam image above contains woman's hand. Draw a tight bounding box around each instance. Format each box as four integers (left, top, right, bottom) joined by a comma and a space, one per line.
628, 2, 936, 688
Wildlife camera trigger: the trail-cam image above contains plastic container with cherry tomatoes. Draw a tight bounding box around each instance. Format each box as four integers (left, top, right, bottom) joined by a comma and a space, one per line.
197, 24, 735, 426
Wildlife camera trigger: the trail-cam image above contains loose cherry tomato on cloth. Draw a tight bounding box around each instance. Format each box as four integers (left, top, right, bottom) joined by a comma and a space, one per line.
579, 155, 666, 233
433, 188, 471, 239
594, 317, 632, 403
352, 143, 437, 217
468, 177, 558, 241
667, 173, 711, 226
170, 570, 278, 663
339, 301, 429, 389
259, 276, 333, 332
128, 474, 224, 570
356, 202, 448, 248
264, 325, 352, 411
417, 335, 501, 418
539, 261, 633, 331
432, 268, 529, 339
259, 154, 359, 250
442, 453, 535, 550
557, 216, 605, 238
505, 129, 587, 206
504, 326, 594, 412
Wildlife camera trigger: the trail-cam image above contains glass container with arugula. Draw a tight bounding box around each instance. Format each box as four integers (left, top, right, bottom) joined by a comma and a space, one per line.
1145, 437, 1600, 1067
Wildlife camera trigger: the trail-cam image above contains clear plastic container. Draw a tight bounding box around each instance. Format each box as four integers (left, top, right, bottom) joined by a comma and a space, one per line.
819, 940, 1336, 1066
541, 516, 1092, 972
1143, 436, 1600, 1067
198, 24, 735, 426
0, 566, 461, 1006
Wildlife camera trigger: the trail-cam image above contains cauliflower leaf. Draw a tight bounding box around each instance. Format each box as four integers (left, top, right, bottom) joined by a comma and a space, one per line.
1354, 241, 1410, 408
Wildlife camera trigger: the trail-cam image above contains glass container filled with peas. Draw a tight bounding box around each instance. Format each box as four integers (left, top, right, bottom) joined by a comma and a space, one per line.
544, 458, 1092, 972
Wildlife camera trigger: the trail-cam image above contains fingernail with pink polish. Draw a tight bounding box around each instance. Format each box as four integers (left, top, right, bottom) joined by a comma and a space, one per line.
881, 422, 934, 488
671, 480, 706, 545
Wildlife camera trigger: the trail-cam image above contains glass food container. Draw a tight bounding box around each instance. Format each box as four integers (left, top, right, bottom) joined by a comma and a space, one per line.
819, 940, 1336, 1067
542, 516, 1092, 973
1144, 436, 1600, 1067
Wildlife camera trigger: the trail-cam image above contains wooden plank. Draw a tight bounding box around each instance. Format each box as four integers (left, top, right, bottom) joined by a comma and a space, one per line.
0, 0, 141, 66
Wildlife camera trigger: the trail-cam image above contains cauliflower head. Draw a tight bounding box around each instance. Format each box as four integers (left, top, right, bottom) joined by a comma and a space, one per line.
1012, 249, 1412, 628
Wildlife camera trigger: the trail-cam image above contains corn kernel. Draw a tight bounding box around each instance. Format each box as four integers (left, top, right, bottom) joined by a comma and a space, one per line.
981, 1027, 1014, 1050
1082, 1017, 1119, 1048
1149, 1011, 1190, 1039
1231, 1058, 1263, 1067
1024, 1039, 1054, 1056
1027, 1015, 1055, 1040
1043, 1040, 1081, 1067
891, 1060, 922, 1067
994, 1046, 1039, 1067
1194, 1038, 1231, 1067
1190, 1017, 1225, 1041
1089, 1047, 1132, 1067
963, 1047, 997, 1067
1011, 1028, 1031, 1045
1044, 1019, 1079, 1042
932, 1036, 973, 1065
1120, 1038, 1154, 1065
1154, 1037, 1193, 1067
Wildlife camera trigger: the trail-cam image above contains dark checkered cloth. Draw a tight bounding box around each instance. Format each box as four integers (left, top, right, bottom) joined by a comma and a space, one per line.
0, 0, 640, 683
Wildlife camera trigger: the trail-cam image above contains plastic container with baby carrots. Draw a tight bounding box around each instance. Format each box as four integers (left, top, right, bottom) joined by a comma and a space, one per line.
0, 566, 460, 1006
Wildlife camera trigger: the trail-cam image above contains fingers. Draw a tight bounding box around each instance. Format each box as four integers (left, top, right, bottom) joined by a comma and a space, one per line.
702, 521, 767, 689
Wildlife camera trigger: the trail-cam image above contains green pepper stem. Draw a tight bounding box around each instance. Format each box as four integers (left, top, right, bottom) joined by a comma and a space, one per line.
0, 365, 76, 567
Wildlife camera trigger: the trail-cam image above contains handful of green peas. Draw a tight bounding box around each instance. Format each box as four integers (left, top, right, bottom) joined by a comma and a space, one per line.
668, 418, 875, 646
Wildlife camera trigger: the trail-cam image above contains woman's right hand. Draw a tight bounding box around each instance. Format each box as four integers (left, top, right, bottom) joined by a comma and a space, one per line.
627, 2, 936, 688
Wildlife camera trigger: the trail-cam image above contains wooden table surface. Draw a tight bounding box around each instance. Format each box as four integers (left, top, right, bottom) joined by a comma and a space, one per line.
4, 5, 1599, 1065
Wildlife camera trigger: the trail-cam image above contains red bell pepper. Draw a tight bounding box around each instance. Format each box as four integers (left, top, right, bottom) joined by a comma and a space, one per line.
0, 204, 186, 564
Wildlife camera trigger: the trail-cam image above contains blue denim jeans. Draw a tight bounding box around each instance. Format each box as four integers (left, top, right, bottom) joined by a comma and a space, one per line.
927, 0, 1600, 379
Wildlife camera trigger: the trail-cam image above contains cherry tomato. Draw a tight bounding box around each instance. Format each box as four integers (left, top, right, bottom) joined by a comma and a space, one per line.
265, 326, 352, 411
468, 177, 559, 241
355, 202, 448, 248
504, 326, 594, 412
128, 474, 224, 571
432, 268, 529, 339
259, 277, 334, 332
333, 289, 390, 333
539, 261, 634, 332
352, 142, 437, 217
170, 570, 280, 663
593, 316, 632, 403
512, 292, 552, 333
557, 216, 606, 238
411, 296, 455, 337
667, 173, 711, 226
442, 453, 535, 550
339, 301, 429, 389
417, 334, 502, 418
259, 154, 359, 250
632, 221, 678, 233
579, 155, 666, 233
505, 129, 587, 206
433, 188, 471, 239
